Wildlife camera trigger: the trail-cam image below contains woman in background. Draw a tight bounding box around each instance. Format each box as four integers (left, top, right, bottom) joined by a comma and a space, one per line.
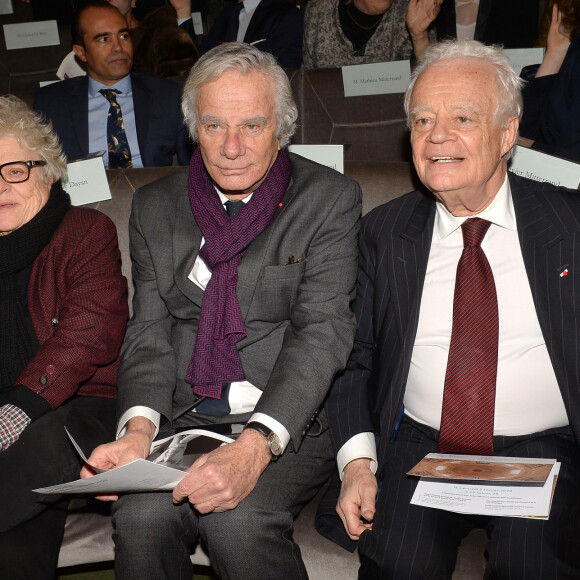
520, 0, 580, 161
303, 0, 441, 69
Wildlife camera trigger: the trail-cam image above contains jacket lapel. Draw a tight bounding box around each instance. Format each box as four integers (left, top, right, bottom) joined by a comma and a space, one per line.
391, 192, 436, 344
173, 193, 204, 306
243, 0, 273, 43
130, 73, 151, 166
235, 172, 297, 321
71, 77, 89, 156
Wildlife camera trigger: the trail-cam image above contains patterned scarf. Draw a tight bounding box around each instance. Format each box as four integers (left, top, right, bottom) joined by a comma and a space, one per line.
185, 147, 292, 398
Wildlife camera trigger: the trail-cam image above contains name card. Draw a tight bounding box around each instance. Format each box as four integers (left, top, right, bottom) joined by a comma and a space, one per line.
342, 60, 411, 97
503, 48, 544, 75
63, 154, 111, 206
0, 0, 13, 15
192, 12, 203, 35
3, 20, 60, 50
288, 144, 344, 174
509, 145, 580, 189
39, 80, 61, 88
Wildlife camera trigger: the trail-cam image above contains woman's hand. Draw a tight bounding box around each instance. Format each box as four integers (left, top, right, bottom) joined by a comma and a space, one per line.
537, 3, 571, 77
406, 0, 442, 59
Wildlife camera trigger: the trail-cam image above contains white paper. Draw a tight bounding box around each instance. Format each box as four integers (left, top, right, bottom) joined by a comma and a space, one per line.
0, 0, 13, 16
34, 428, 235, 494
62, 154, 111, 206
191, 11, 203, 35
509, 145, 580, 189
288, 144, 344, 173
411, 462, 560, 519
342, 60, 410, 97
3, 20, 60, 50
503, 48, 544, 75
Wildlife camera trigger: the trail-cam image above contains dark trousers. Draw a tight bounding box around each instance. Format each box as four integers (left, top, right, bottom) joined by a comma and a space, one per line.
111, 411, 335, 580
359, 417, 580, 580
0, 396, 116, 580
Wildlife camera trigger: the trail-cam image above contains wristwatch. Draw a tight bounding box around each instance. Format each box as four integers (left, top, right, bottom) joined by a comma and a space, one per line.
244, 421, 283, 460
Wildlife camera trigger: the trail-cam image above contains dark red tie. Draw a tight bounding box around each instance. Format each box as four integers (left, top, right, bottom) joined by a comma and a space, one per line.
438, 218, 498, 456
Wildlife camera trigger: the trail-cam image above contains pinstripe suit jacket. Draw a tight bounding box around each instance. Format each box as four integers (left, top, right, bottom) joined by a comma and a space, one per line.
326, 171, 580, 473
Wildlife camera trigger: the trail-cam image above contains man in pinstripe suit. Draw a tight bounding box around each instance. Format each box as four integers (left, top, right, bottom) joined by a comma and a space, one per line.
326, 39, 580, 579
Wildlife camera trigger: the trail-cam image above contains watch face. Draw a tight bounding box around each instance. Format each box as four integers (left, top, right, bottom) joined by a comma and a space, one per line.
268, 434, 283, 457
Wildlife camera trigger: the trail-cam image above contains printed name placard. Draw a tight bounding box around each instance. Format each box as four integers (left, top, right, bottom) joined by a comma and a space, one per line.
503, 48, 544, 75
509, 145, 580, 189
39, 80, 61, 88
342, 60, 411, 97
288, 144, 344, 174
62, 154, 111, 206
192, 12, 203, 35
0, 0, 13, 16
3, 20, 60, 50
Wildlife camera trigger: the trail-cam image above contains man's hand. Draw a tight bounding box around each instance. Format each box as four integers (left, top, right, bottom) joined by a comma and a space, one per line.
537, 3, 571, 77
172, 427, 271, 513
169, 0, 192, 20
406, 0, 442, 59
79, 416, 155, 501
0, 404, 31, 453
336, 458, 377, 541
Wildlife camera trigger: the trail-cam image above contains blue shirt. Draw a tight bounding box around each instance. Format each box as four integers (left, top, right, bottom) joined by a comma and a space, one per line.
87, 75, 143, 168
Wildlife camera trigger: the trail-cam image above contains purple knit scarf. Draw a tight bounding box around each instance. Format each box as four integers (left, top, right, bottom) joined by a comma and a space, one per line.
185, 147, 293, 398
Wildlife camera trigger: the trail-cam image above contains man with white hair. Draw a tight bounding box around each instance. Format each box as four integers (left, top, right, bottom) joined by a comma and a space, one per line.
82, 42, 361, 579
326, 39, 580, 578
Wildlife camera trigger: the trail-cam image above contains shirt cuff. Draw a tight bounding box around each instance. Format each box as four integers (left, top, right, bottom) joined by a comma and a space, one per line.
337, 432, 378, 480
117, 406, 160, 440
177, 16, 192, 25
248, 412, 291, 454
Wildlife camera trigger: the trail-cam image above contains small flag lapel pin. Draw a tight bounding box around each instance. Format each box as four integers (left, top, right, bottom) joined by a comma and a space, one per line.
560, 268, 569, 277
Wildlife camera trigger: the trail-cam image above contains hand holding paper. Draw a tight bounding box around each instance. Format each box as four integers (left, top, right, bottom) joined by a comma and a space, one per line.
79, 416, 155, 501
172, 428, 271, 514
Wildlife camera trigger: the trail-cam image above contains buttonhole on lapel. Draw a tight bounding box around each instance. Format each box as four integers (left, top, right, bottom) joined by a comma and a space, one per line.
397, 257, 407, 264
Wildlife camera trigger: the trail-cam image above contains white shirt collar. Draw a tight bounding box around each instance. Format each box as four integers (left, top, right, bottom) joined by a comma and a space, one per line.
88, 74, 132, 98
215, 188, 253, 207
434, 173, 515, 240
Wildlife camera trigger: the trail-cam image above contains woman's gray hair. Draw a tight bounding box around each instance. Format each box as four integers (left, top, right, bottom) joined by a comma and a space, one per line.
0, 95, 67, 183
404, 40, 524, 158
182, 42, 297, 147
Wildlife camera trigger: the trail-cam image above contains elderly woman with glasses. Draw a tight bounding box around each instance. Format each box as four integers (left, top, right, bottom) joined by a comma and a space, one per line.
0, 96, 128, 578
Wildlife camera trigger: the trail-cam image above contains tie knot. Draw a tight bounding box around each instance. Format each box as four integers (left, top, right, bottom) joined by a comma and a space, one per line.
461, 217, 491, 248
225, 200, 245, 218
99, 88, 121, 103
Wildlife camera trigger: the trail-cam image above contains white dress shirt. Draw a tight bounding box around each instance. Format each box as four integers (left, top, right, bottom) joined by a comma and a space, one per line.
337, 175, 569, 477
118, 190, 291, 453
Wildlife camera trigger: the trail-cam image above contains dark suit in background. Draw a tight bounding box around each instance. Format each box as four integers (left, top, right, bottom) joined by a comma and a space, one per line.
200, 0, 303, 67
33, 72, 191, 166
326, 172, 580, 577
435, 0, 542, 48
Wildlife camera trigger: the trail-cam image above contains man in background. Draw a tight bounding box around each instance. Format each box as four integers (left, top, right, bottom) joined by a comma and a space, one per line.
34, 0, 191, 167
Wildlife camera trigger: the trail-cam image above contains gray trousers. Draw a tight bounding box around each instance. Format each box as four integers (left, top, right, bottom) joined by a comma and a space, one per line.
112, 414, 335, 580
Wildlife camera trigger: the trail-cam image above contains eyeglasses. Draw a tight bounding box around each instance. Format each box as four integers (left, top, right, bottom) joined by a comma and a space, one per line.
0, 160, 47, 184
